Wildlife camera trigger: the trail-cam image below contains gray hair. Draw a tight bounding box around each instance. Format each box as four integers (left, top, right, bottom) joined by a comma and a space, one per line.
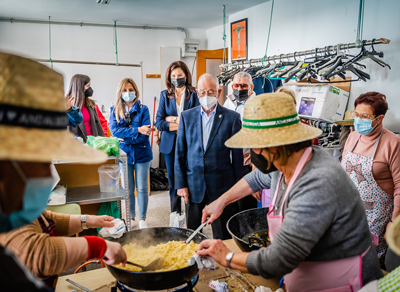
234, 72, 253, 85
198, 73, 219, 90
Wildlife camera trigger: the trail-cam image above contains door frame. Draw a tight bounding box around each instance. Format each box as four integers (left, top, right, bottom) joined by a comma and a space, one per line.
196, 48, 228, 83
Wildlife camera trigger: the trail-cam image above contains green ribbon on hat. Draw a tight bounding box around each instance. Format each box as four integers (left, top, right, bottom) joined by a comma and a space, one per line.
243, 113, 300, 129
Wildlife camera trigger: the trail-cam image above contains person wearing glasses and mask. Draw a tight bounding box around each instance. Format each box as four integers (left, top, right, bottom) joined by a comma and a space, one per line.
109, 78, 153, 229
174, 73, 243, 240
342, 92, 400, 268
223, 72, 257, 211
198, 92, 382, 291
155, 61, 199, 214
67, 74, 108, 142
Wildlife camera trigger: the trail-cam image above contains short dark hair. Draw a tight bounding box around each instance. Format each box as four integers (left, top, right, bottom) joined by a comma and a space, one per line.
265, 140, 313, 168
165, 61, 195, 99
354, 92, 388, 116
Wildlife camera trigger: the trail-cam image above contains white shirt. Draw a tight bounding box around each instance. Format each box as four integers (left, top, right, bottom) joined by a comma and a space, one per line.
200, 105, 217, 150
175, 88, 186, 116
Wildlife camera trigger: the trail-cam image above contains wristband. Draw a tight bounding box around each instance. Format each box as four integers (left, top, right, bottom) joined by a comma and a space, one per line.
84, 236, 107, 260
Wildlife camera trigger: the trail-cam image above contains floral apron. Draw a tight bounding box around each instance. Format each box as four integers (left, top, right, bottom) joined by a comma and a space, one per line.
341, 131, 393, 261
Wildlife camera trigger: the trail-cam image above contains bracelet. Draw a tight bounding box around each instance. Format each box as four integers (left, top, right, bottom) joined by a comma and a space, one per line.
84, 236, 107, 260
154, 134, 159, 136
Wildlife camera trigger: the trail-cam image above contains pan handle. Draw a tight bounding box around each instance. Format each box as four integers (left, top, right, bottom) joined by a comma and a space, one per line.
248, 236, 270, 248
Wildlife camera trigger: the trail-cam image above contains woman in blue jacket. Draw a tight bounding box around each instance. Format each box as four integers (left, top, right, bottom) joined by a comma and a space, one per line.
109, 78, 153, 229
155, 61, 199, 214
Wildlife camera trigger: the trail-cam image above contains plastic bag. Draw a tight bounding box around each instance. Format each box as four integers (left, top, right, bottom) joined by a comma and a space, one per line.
169, 211, 185, 228
96, 201, 120, 235
87, 136, 120, 156
187, 254, 216, 271
99, 219, 126, 238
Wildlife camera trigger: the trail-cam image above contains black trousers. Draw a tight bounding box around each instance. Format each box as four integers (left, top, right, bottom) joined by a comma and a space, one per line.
186, 193, 239, 240
164, 146, 181, 214
237, 165, 258, 212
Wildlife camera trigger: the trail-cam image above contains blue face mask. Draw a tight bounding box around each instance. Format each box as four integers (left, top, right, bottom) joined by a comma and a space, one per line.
354, 117, 378, 136
1, 162, 54, 232
122, 92, 136, 102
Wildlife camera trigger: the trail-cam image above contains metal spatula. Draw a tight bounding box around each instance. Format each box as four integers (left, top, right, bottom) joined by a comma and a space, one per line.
126, 257, 162, 272
185, 220, 209, 244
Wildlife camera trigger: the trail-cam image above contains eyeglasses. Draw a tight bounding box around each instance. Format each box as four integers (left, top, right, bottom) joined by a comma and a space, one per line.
197, 89, 217, 97
232, 83, 249, 90
351, 112, 376, 120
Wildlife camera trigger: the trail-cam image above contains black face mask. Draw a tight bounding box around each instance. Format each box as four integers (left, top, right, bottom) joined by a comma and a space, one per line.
250, 149, 278, 174
171, 77, 186, 89
233, 89, 249, 102
85, 87, 94, 97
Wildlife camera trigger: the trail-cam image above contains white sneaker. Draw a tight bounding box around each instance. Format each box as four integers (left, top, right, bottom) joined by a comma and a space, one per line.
130, 219, 136, 228
139, 220, 148, 229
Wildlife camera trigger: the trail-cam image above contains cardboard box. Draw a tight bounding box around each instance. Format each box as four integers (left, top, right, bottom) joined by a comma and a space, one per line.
289, 78, 351, 123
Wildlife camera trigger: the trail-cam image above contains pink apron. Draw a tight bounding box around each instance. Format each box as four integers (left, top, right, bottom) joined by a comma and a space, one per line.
341, 131, 393, 261
267, 147, 369, 292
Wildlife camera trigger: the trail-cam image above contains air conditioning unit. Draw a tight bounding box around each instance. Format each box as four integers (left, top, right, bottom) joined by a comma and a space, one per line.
182, 39, 200, 57
97, 0, 111, 4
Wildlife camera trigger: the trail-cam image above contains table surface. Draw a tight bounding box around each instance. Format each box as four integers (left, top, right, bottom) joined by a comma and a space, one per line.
56, 239, 281, 292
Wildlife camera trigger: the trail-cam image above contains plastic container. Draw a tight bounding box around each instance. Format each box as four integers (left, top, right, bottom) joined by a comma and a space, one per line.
98, 165, 121, 192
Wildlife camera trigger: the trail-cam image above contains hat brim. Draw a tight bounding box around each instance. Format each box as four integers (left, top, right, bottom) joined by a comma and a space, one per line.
0, 126, 108, 164
225, 122, 322, 149
386, 216, 400, 256
334, 120, 354, 126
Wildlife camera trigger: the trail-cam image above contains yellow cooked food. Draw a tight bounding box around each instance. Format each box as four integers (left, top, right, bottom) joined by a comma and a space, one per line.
115, 240, 199, 272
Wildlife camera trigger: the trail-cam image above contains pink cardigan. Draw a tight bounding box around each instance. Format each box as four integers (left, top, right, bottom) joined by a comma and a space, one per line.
343, 123, 400, 206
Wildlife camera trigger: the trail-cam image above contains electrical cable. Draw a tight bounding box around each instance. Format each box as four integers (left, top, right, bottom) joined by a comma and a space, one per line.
48, 16, 53, 69
222, 5, 227, 64
356, 0, 365, 45
261, 0, 275, 65
114, 20, 119, 65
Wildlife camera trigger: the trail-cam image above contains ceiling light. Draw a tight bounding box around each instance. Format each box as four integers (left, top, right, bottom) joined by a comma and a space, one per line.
96, 0, 111, 4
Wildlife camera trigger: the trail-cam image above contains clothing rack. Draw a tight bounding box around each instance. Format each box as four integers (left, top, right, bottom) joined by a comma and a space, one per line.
220, 38, 390, 69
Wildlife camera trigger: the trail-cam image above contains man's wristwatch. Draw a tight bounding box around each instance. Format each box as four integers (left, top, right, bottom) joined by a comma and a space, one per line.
81, 215, 88, 230
226, 252, 235, 268
173, 117, 177, 123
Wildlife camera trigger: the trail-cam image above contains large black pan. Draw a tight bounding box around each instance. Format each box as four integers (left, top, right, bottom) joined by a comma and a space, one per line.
106, 227, 207, 290
227, 207, 270, 252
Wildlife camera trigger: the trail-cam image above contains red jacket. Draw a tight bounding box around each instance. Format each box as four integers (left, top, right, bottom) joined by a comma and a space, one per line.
95, 105, 108, 137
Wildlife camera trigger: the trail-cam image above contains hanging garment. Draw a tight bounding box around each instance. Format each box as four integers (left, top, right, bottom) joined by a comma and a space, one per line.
268, 147, 368, 292
341, 131, 393, 262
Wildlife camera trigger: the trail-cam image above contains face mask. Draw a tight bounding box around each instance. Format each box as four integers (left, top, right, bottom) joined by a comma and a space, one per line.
354, 117, 378, 136
199, 95, 218, 110
85, 87, 94, 97
233, 89, 249, 102
171, 77, 186, 88
250, 149, 278, 174
122, 92, 136, 103
3, 162, 54, 231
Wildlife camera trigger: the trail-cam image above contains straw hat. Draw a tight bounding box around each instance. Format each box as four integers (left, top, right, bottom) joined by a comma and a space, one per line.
386, 216, 400, 256
0, 52, 107, 163
334, 110, 355, 126
225, 92, 322, 149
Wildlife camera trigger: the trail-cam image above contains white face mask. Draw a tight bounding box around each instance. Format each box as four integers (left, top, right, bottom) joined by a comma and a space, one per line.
199, 95, 218, 110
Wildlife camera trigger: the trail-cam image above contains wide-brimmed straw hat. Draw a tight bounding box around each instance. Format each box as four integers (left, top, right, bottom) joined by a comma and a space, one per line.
225, 92, 322, 149
386, 216, 400, 256
0, 52, 107, 163
334, 110, 355, 126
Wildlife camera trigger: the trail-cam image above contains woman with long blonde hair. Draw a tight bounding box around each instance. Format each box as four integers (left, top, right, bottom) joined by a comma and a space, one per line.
109, 78, 153, 229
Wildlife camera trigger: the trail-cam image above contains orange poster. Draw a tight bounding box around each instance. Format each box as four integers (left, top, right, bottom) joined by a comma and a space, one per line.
231, 18, 247, 61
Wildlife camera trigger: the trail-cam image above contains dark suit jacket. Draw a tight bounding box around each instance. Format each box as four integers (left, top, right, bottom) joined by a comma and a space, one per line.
155, 89, 199, 154
175, 104, 243, 203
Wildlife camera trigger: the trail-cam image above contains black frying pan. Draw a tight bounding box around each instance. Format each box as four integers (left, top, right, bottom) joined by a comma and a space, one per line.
106, 227, 207, 290
227, 207, 270, 252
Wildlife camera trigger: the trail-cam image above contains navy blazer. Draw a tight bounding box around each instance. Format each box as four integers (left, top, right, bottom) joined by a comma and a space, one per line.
174, 104, 243, 203
155, 89, 199, 154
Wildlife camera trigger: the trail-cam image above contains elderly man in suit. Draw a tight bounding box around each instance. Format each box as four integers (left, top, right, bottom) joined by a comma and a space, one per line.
175, 73, 243, 240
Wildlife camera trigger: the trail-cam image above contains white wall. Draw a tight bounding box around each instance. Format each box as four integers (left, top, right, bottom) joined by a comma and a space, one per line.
206, 0, 400, 132
0, 22, 207, 166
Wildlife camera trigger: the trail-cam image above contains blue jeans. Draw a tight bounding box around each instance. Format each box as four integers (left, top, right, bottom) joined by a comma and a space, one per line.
120, 161, 150, 220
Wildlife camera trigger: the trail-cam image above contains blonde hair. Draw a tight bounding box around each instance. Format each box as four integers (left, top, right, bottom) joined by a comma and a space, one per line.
113, 78, 140, 123
276, 87, 296, 105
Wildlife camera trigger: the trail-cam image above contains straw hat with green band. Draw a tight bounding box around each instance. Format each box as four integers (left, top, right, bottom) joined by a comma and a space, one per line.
334, 110, 355, 126
225, 92, 322, 149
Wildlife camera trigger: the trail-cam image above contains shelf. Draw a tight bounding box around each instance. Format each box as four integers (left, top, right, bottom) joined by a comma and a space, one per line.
53, 149, 127, 164
66, 185, 125, 205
